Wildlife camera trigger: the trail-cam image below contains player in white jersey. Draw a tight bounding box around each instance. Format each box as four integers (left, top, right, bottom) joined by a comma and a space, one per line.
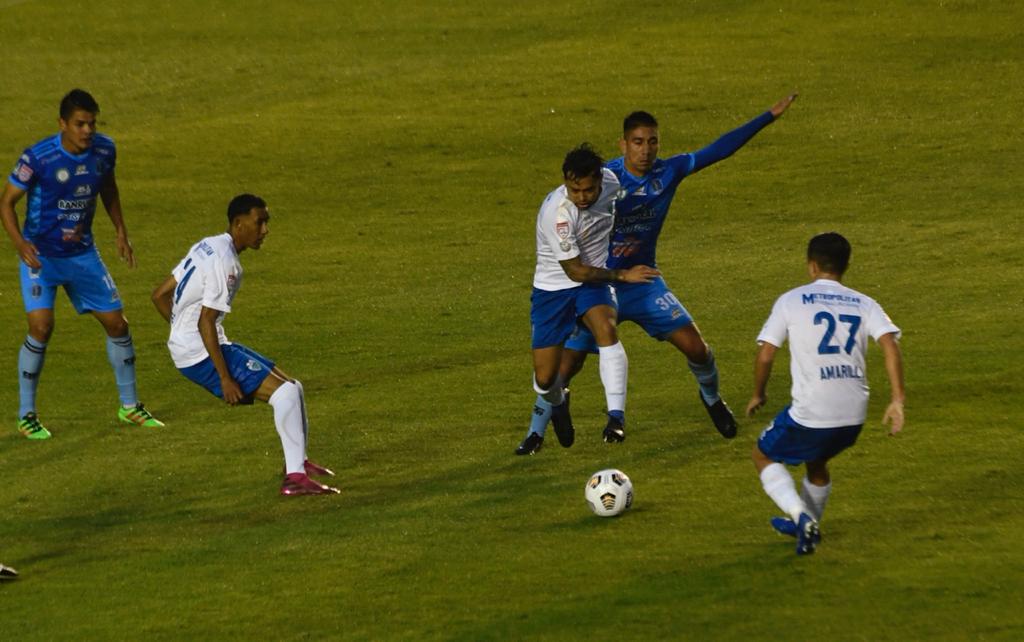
518, 145, 660, 455
151, 194, 338, 496
745, 232, 905, 554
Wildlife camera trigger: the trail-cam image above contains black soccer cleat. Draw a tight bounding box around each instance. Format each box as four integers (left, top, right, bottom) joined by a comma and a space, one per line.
602, 414, 626, 443
550, 398, 575, 448
700, 393, 738, 439
514, 432, 544, 456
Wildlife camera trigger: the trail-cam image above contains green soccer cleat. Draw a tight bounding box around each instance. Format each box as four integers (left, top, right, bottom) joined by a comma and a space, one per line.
18, 412, 51, 440
118, 403, 165, 428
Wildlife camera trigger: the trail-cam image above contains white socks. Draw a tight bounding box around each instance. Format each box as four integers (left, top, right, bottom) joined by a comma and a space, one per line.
269, 381, 307, 474
801, 476, 831, 521
533, 374, 565, 406
597, 341, 627, 413
294, 379, 309, 460
759, 463, 809, 523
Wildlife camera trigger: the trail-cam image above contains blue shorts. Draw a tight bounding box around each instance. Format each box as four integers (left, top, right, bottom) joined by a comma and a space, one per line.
757, 406, 863, 465
20, 247, 122, 314
565, 276, 692, 353
178, 343, 276, 401
530, 284, 616, 349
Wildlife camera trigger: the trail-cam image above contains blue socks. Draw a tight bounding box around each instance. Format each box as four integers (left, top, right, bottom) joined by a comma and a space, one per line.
18, 335, 47, 417
106, 334, 138, 407
527, 395, 552, 438
688, 348, 720, 406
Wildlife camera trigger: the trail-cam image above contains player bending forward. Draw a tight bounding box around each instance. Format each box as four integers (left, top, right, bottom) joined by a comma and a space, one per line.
517, 144, 659, 455
746, 232, 905, 555
152, 194, 338, 496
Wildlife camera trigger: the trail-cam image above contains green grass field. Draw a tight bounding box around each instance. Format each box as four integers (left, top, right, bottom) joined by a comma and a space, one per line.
1, 0, 1022, 639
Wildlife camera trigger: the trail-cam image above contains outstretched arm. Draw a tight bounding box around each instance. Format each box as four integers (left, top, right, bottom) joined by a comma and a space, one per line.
690, 92, 798, 175
878, 332, 906, 435
746, 341, 779, 417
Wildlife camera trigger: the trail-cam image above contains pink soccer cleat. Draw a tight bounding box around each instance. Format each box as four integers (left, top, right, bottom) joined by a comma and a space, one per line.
280, 472, 339, 496
303, 459, 335, 478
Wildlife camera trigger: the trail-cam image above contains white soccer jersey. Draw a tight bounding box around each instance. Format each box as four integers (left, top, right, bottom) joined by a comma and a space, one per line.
166, 233, 243, 368
532, 168, 619, 291
757, 279, 901, 428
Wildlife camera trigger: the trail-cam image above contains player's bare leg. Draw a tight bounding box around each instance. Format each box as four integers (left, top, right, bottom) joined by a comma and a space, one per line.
93, 309, 163, 428
256, 372, 337, 495
17, 309, 54, 439
581, 304, 628, 443
667, 323, 737, 438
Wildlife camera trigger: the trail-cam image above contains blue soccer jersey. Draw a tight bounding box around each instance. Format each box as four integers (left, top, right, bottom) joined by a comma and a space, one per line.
605, 110, 776, 270
605, 154, 693, 269
7, 133, 117, 257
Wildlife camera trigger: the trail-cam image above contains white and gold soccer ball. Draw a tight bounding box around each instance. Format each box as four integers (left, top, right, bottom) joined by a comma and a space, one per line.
584, 468, 633, 517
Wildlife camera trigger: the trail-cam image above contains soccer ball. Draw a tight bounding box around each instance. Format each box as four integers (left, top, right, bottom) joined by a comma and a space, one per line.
584, 468, 633, 517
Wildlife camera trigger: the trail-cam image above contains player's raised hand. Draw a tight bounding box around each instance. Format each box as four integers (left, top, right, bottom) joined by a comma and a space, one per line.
17, 239, 42, 269
116, 233, 137, 268
746, 394, 766, 418
882, 400, 904, 435
620, 265, 661, 284
770, 92, 798, 118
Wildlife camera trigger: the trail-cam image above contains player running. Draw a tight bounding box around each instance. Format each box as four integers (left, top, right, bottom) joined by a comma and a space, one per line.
151, 194, 338, 496
554, 93, 798, 442
517, 145, 659, 455
0, 89, 164, 439
746, 232, 905, 555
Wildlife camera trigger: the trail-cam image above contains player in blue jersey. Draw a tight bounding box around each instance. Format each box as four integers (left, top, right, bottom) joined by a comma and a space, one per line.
557, 93, 798, 442
0, 89, 164, 439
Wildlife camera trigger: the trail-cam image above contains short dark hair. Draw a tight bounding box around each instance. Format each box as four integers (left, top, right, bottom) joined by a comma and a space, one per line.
623, 111, 658, 135
227, 194, 267, 223
562, 143, 604, 181
807, 232, 852, 275
60, 89, 99, 120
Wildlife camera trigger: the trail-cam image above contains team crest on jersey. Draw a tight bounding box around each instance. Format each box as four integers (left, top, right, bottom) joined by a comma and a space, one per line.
75, 164, 88, 176
555, 220, 570, 239
15, 162, 33, 183
559, 241, 571, 251
56, 168, 70, 183
651, 179, 663, 195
